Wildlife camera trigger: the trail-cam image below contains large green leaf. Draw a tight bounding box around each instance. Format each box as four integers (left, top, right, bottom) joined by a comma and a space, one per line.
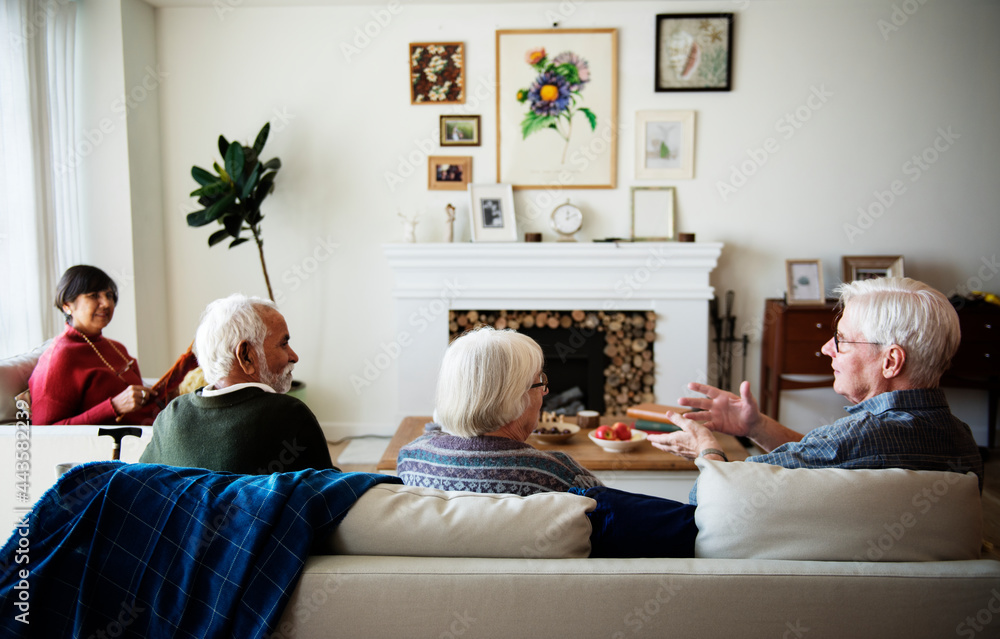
261, 157, 281, 171
252, 123, 270, 155
208, 229, 231, 246
228, 237, 249, 249
191, 165, 217, 186
241, 163, 260, 200
223, 213, 243, 237
218, 135, 230, 158
186, 192, 236, 227
521, 113, 556, 139
224, 143, 244, 189
190, 180, 230, 198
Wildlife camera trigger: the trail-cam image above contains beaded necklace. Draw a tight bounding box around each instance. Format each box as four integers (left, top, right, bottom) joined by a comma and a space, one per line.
69, 325, 134, 379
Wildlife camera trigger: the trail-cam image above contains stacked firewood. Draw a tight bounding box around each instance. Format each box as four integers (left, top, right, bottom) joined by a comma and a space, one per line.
448, 309, 656, 415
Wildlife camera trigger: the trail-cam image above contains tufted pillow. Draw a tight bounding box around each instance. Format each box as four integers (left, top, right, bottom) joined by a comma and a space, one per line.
694, 458, 982, 561
328, 483, 596, 558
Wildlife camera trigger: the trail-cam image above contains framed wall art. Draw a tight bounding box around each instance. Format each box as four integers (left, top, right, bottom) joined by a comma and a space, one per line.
786, 259, 825, 306
496, 28, 618, 189
635, 110, 695, 180
440, 115, 481, 146
410, 42, 465, 104
631, 186, 676, 241
468, 183, 517, 242
428, 156, 472, 191
841, 255, 905, 282
655, 13, 733, 92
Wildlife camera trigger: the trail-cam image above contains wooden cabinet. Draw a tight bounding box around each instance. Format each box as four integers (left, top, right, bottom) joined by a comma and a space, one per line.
760, 298, 1000, 447
759, 299, 837, 421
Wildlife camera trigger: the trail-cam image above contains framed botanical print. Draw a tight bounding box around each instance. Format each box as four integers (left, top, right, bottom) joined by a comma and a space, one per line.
655, 14, 733, 92
635, 110, 696, 180
496, 28, 618, 189
786, 259, 825, 306
410, 42, 465, 104
468, 183, 517, 242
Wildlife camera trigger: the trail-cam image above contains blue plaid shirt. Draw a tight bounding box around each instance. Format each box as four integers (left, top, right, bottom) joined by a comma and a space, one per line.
691, 388, 983, 504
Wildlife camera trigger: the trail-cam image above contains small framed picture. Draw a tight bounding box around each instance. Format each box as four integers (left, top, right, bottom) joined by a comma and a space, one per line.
428, 156, 472, 191
631, 186, 676, 241
468, 183, 517, 242
655, 13, 733, 92
786, 259, 826, 306
635, 110, 695, 180
410, 42, 465, 104
440, 115, 481, 146
841, 255, 905, 283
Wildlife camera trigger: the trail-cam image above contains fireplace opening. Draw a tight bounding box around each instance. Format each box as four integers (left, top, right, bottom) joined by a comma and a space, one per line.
448, 310, 656, 416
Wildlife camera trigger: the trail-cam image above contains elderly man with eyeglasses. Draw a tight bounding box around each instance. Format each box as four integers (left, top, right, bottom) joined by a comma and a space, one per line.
648, 277, 984, 499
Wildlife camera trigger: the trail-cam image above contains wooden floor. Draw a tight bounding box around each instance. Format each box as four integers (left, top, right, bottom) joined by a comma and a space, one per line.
329, 440, 1000, 561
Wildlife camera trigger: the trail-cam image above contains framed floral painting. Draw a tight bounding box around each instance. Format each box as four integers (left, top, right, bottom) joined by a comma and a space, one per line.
410, 42, 465, 104
496, 29, 618, 189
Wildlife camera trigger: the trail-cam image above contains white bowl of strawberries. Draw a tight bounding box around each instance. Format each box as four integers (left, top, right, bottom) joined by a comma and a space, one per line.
588, 422, 647, 453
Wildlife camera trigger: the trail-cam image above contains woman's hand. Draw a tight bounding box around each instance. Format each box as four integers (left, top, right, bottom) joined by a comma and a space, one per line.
111, 385, 156, 416
675, 381, 762, 439
647, 411, 722, 461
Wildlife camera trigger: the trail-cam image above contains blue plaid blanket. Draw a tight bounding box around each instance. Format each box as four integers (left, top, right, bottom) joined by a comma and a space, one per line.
0, 462, 400, 638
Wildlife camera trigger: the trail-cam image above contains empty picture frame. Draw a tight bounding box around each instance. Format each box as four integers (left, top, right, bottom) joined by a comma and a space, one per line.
631, 186, 675, 241
841, 255, 904, 283
469, 183, 517, 242
635, 110, 695, 179
786, 259, 826, 306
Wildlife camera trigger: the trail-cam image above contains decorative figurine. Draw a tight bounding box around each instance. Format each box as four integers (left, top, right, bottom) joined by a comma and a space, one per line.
399, 209, 420, 243
445, 204, 456, 242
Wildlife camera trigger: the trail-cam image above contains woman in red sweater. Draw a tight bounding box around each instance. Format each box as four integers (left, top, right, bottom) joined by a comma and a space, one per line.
28, 265, 159, 425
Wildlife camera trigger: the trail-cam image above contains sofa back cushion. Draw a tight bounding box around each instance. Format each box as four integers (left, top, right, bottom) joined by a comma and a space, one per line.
694, 459, 982, 561
0, 340, 50, 424
328, 483, 596, 558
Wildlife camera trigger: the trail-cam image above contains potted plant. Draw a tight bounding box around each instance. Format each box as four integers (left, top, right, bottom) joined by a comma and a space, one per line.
187, 122, 281, 302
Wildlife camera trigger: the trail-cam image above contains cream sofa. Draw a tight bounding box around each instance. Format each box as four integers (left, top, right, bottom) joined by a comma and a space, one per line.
274, 461, 1000, 639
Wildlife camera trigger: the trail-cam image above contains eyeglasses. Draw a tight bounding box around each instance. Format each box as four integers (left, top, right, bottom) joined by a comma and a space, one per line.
529, 372, 548, 390
833, 332, 883, 354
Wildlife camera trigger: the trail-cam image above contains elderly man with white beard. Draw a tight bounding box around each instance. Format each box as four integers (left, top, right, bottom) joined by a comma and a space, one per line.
140, 294, 338, 474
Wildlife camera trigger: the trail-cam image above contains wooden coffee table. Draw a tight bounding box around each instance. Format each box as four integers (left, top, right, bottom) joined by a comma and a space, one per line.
376, 412, 748, 474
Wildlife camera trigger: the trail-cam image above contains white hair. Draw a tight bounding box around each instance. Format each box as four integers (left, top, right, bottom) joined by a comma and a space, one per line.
194, 294, 277, 386
836, 277, 960, 387
435, 326, 544, 437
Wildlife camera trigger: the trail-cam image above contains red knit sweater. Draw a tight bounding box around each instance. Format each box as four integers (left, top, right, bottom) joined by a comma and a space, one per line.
28, 324, 160, 425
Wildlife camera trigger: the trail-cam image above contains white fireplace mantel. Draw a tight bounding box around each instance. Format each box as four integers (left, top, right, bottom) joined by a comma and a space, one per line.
383, 242, 723, 417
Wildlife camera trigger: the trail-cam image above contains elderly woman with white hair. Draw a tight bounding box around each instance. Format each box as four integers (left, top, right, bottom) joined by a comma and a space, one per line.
396, 326, 602, 496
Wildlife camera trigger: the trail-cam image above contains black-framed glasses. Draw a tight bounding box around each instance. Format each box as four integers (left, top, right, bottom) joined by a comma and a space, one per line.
530, 372, 548, 390
833, 332, 883, 354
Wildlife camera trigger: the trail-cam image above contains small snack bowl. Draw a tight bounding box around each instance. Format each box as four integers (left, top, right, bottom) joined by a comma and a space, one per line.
588, 428, 648, 453
529, 423, 580, 444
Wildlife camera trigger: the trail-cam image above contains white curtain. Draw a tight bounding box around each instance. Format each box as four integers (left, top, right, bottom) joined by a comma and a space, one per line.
0, 0, 81, 358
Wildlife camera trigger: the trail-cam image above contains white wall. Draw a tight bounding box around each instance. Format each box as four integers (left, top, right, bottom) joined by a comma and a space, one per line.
144, 0, 999, 439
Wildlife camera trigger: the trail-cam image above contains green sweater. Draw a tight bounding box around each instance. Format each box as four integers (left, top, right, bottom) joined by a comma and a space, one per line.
140, 387, 337, 474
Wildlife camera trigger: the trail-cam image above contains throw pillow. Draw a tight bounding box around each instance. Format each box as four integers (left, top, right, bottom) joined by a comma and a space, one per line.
327, 483, 596, 558
571, 485, 697, 558
694, 459, 983, 561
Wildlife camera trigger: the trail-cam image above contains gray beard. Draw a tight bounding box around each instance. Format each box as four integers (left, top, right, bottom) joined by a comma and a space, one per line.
259, 361, 294, 394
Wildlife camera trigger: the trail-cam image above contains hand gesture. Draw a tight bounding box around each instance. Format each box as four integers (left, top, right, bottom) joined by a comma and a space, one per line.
647, 410, 721, 460
111, 385, 156, 416
675, 381, 761, 439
